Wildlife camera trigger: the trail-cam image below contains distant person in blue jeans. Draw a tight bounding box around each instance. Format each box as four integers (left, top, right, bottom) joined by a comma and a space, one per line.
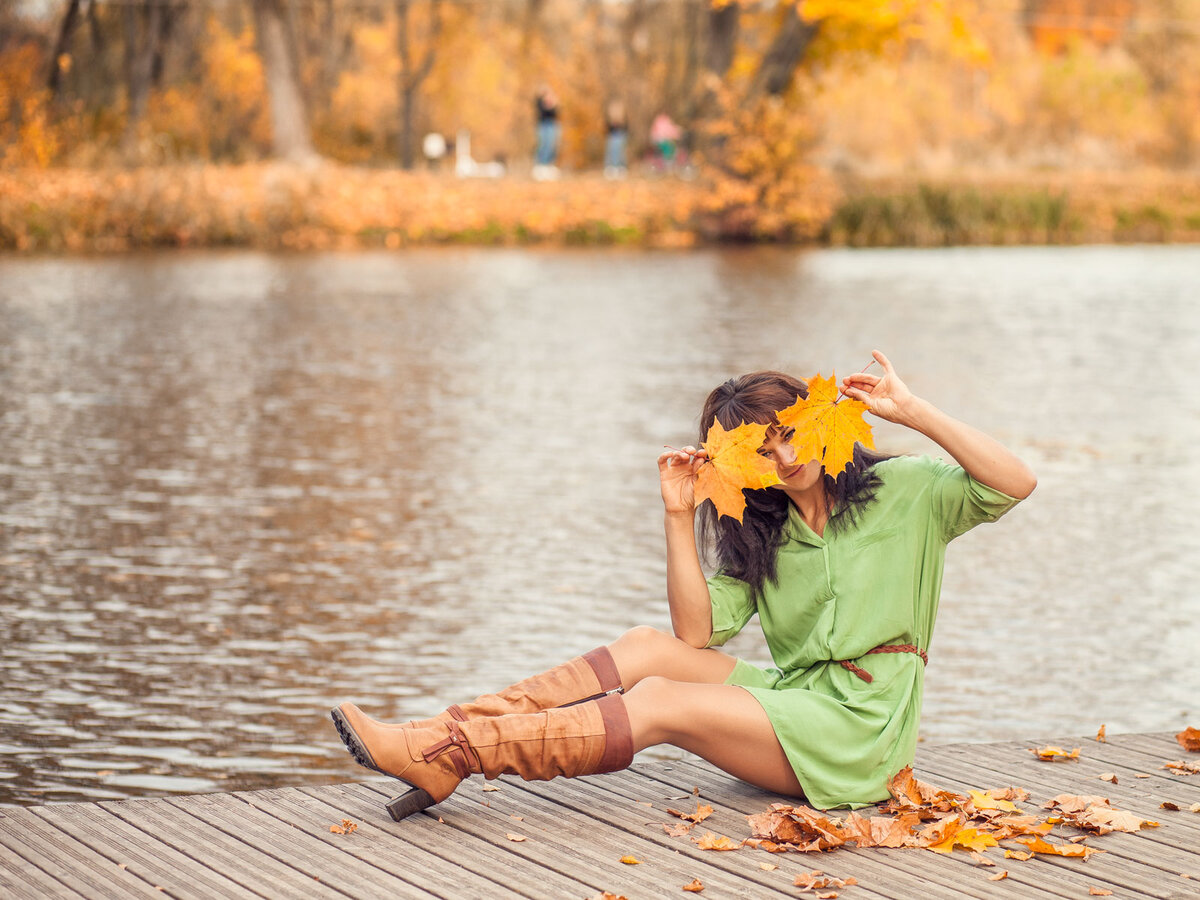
604, 99, 628, 179
534, 85, 561, 180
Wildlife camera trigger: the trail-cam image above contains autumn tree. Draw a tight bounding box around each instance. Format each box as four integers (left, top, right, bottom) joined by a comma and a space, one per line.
252, 0, 317, 162
395, 0, 441, 169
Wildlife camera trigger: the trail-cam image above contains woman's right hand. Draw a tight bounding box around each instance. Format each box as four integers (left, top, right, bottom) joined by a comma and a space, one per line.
658, 446, 707, 515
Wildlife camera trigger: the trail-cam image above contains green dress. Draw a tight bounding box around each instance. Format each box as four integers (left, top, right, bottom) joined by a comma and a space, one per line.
705, 455, 1021, 809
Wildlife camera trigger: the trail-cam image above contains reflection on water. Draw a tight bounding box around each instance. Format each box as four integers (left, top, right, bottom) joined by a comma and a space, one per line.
1, 246, 1198, 805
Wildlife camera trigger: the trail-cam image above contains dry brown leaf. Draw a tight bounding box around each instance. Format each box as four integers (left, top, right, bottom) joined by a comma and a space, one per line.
329, 824, 345, 834
1029, 745, 1080, 761
1190, 803, 1200, 813
510, 814, 523, 821
989, 871, 1009, 881
693, 832, 741, 851
886, 766, 965, 809
1043, 794, 1111, 814
1098, 773, 1118, 784
667, 803, 713, 825
1088, 889, 1113, 896
817, 893, 838, 900
1014, 837, 1103, 859
1162, 801, 1181, 811
482, 784, 501, 792
664, 823, 694, 838
1164, 759, 1200, 774
1177, 727, 1200, 752
1004, 850, 1032, 861
970, 850, 995, 866
682, 878, 704, 893
1135, 773, 1152, 778
507, 833, 527, 842
1096, 724, 1106, 742
759, 862, 779, 871
748, 804, 847, 851
618, 854, 639, 864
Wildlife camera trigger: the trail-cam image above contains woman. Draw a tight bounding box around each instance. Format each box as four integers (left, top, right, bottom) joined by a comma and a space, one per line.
331, 351, 1035, 820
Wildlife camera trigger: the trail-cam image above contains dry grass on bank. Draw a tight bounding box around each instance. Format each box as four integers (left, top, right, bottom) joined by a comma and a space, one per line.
1, 164, 1199, 253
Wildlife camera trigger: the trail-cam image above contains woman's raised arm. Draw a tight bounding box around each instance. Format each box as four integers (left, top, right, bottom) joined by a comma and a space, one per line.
658, 447, 715, 647
841, 350, 1037, 500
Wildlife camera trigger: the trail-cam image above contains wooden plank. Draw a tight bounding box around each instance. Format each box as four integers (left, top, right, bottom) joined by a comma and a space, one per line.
359, 772, 787, 899
98, 793, 346, 900
303, 780, 597, 900
0, 817, 89, 900
538, 761, 994, 900
0, 806, 162, 899
1, 732, 1194, 900
250, 781, 545, 898
32, 801, 263, 900
162, 790, 423, 898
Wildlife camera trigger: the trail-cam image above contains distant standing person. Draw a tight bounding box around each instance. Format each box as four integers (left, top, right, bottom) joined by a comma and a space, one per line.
534, 85, 561, 180
650, 111, 681, 172
604, 99, 628, 179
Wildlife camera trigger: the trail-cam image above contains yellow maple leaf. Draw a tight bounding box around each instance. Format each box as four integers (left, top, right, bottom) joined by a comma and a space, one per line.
969, 790, 1016, 812
776, 373, 874, 478
694, 418, 781, 523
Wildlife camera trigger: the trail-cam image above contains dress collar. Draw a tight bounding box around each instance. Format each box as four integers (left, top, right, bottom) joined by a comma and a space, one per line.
785, 503, 827, 547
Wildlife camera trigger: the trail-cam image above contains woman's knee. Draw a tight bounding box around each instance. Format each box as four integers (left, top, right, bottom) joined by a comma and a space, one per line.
609, 626, 687, 682
622, 675, 685, 746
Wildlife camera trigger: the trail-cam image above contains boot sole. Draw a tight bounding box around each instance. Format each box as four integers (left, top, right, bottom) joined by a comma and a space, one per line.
329, 707, 436, 822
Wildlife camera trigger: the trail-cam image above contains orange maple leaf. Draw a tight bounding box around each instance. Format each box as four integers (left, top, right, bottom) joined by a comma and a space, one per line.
1177, 726, 1200, 752
776, 373, 874, 478
694, 418, 781, 523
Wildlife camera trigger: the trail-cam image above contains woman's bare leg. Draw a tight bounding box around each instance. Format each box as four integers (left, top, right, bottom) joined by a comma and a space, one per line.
621, 676, 805, 797
606, 626, 738, 688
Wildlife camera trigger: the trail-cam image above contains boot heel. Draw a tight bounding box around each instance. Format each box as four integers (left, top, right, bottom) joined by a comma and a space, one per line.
386, 787, 436, 821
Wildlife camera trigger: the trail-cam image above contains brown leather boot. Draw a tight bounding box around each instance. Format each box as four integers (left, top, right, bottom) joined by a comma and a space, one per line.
330, 693, 634, 821
400, 646, 622, 730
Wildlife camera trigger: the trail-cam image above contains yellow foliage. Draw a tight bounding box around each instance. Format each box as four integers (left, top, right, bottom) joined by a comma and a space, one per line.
696, 84, 840, 240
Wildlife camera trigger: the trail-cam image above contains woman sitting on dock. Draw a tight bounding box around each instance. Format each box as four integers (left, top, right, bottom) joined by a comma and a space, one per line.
331, 351, 1036, 820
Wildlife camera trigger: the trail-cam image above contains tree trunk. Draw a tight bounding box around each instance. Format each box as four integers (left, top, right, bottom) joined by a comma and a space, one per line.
253, 0, 317, 163
123, 0, 164, 152
705, 4, 738, 77
395, 0, 441, 170
47, 0, 82, 97
749, 7, 819, 98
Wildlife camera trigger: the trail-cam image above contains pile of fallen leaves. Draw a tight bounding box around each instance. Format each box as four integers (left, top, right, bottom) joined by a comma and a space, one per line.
668, 765, 1160, 866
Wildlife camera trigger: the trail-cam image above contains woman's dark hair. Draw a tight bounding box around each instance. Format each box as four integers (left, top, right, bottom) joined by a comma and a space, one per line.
696, 371, 890, 602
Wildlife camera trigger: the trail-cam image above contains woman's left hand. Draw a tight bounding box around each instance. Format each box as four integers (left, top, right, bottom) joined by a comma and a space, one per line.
840, 350, 917, 425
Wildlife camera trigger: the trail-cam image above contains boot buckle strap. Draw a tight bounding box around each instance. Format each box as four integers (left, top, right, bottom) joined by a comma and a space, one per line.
421, 723, 479, 778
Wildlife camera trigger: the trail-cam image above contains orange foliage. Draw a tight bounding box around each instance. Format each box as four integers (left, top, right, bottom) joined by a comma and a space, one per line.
0, 42, 59, 168
1026, 0, 1135, 55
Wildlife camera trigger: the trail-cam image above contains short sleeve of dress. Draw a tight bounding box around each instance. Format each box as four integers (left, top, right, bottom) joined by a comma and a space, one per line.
703, 573, 756, 648
922, 455, 1022, 541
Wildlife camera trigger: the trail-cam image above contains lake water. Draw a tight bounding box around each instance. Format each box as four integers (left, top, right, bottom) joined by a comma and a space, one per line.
1, 246, 1198, 806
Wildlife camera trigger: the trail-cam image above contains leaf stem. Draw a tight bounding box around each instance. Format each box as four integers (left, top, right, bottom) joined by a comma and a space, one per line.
832, 358, 878, 406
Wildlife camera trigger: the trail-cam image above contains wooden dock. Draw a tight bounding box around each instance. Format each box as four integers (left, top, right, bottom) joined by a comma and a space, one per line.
1, 731, 1197, 899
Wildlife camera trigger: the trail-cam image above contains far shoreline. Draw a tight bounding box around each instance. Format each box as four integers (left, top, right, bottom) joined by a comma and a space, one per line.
2, 165, 1198, 254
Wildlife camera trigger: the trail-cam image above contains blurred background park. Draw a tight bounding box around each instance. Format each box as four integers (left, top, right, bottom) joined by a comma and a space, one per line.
2, 1, 1199, 808
2, 0, 1200, 249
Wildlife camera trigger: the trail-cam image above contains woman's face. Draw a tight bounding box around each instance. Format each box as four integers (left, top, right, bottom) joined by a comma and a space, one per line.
758, 426, 823, 492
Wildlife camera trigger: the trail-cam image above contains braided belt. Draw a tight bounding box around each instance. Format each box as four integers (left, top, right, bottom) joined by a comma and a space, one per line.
838, 644, 928, 684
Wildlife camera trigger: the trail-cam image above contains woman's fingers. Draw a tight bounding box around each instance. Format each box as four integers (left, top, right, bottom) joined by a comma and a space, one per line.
843, 373, 880, 388
872, 349, 895, 374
